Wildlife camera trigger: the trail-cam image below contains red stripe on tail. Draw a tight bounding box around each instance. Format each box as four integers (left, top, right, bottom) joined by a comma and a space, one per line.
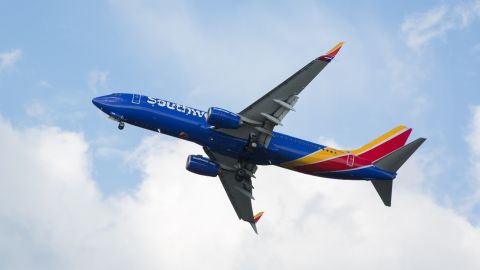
359, 128, 412, 163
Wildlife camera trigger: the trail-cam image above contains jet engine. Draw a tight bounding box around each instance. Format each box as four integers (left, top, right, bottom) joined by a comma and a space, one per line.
186, 155, 220, 177
206, 107, 241, 129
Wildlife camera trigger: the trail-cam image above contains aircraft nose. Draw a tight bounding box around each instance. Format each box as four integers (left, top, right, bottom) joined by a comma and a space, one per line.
92, 97, 101, 108
92, 96, 107, 110
92, 94, 123, 111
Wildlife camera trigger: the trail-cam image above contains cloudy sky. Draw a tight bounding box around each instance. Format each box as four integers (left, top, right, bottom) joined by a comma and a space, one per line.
1, 0, 480, 269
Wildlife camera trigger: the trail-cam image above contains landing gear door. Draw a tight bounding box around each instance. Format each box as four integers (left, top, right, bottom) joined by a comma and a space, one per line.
346, 152, 354, 167
132, 94, 141, 104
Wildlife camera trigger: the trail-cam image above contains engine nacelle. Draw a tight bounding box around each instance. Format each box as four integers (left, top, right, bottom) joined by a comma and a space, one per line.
186, 155, 219, 177
206, 107, 241, 129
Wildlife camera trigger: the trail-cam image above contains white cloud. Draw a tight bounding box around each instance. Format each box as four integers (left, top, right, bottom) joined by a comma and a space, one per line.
1, 116, 480, 269
401, 1, 480, 51
0, 49, 22, 71
88, 70, 109, 94
401, 5, 453, 51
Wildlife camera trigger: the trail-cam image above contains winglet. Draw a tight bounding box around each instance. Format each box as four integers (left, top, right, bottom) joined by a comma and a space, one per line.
253, 211, 264, 223
317, 41, 345, 62
249, 212, 264, 234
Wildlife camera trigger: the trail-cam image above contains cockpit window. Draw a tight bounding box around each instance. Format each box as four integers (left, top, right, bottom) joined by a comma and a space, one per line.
112, 93, 121, 97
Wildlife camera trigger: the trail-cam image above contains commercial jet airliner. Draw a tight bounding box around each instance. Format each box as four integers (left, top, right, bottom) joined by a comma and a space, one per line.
92, 42, 425, 233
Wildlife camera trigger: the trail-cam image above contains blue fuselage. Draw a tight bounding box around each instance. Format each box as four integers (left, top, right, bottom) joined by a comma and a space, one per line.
92, 93, 395, 180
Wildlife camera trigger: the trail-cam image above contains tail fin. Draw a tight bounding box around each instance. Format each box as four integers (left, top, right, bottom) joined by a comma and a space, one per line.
353, 125, 412, 163
371, 138, 426, 207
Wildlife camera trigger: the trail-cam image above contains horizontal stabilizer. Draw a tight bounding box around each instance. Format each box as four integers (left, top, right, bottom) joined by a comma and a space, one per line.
371, 180, 392, 206
374, 138, 426, 173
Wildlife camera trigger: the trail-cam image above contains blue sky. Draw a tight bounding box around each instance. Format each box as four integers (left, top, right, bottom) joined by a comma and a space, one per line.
1, 0, 478, 200
1, 1, 480, 269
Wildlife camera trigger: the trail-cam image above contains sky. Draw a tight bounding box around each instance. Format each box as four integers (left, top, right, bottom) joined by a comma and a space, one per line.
1, 0, 480, 269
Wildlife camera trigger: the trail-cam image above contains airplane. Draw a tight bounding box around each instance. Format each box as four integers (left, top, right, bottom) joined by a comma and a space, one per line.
92, 42, 426, 233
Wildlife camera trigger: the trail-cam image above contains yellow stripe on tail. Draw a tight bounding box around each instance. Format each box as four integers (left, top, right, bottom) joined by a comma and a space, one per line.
351, 125, 407, 155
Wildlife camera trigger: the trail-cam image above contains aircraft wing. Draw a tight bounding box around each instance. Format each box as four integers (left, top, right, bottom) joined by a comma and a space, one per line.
204, 147, 263, 233
219, 42, 344, 146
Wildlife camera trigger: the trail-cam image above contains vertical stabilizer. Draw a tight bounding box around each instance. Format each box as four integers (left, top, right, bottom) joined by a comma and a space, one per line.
353, 126, 412, 163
